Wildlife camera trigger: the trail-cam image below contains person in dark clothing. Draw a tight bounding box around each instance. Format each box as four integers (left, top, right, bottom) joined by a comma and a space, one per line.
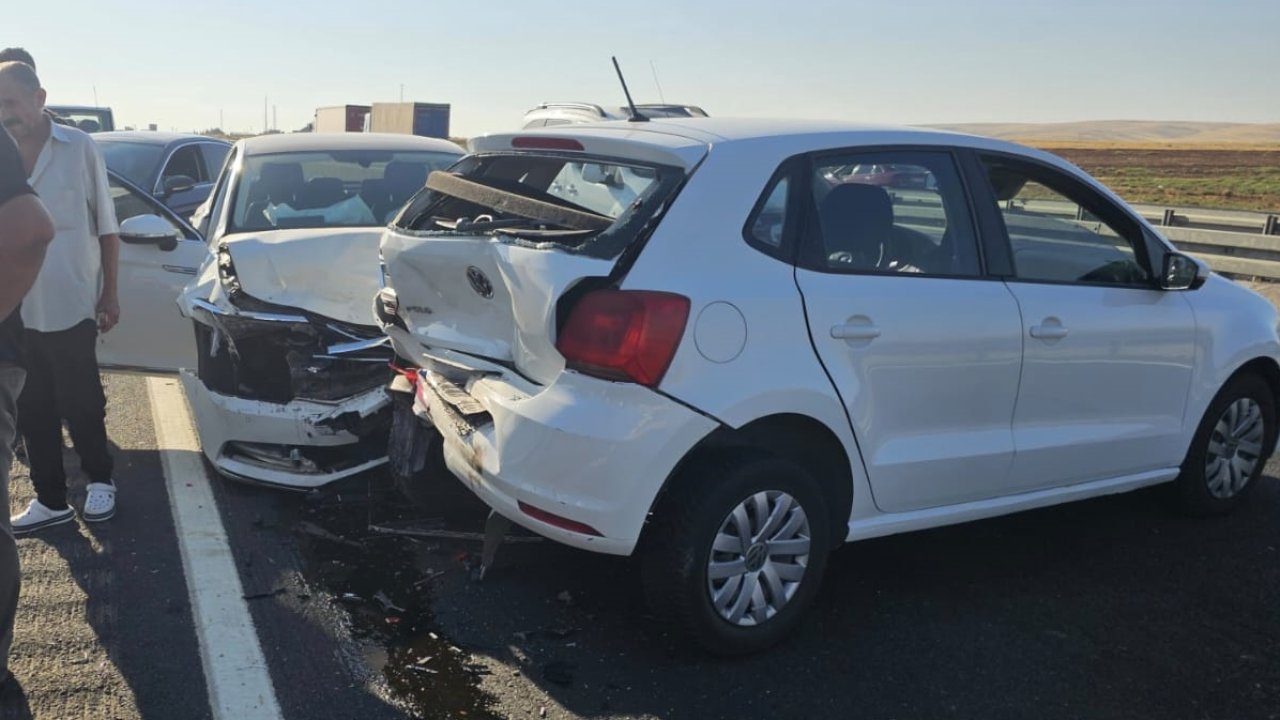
0, 123, 56, 691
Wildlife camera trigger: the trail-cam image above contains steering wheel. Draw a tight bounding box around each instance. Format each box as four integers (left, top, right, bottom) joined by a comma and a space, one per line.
828, 242, 884, 269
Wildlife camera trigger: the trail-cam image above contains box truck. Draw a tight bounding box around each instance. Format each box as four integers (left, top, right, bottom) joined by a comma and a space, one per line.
314, 105, 371, 133
369, 102, 450, 138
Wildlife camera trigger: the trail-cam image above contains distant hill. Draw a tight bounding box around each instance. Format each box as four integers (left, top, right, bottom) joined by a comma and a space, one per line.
928, 121, 1280, 145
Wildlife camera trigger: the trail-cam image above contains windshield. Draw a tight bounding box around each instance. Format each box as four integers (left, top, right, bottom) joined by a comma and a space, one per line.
230, 149, 461, 232
99, 141, 165, 187
394, 152, 683, 256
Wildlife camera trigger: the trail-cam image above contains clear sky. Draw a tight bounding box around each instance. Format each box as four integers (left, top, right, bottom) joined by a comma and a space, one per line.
9, 0, 1279, 136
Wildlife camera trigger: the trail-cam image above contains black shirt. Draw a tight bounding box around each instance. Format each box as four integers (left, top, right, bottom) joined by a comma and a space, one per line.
0, 128, 34, 365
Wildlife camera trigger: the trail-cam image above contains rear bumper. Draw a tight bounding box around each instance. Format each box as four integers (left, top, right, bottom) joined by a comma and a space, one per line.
411, 366, 719, 556
180, 370, 390, 490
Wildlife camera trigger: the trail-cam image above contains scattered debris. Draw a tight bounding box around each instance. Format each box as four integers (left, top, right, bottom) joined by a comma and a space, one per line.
243, 587, 287, 601
408, 665, 438, 675
556, 591, 573, 605
386, 616, 402, 625
373, 590, 406, 613
340, 592, 363, 604
297, 520, 366, 549
369, 521, 542, 543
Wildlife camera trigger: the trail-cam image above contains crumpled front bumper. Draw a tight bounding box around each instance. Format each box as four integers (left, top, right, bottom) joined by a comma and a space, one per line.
180, 370, 390, 490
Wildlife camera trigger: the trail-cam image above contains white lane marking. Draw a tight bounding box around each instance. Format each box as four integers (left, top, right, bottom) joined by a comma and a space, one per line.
147, 376, 284, 720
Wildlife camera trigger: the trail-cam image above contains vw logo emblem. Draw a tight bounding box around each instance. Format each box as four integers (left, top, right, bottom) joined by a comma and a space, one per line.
466, 266, 494, 299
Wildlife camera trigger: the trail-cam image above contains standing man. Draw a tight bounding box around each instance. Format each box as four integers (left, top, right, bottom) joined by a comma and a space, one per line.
0, 121, 55, 689
0, 61, 121, 533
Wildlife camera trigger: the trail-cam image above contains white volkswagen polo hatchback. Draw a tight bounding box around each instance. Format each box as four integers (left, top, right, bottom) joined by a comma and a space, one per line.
376, 118, 1280, 655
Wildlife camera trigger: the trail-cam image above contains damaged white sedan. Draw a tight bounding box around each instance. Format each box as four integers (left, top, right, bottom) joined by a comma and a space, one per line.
179, 133, 463, 489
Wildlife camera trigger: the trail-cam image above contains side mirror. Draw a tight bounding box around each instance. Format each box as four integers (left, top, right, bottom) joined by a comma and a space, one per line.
162, 175, 196, 197
120, 214, 181, 251
1161, 252, 1208, 291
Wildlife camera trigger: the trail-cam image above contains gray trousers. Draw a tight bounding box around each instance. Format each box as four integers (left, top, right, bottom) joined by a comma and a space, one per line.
0, 363, 24, 676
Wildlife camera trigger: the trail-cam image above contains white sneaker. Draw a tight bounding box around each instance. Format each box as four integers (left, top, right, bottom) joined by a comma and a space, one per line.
11, 500, 74, 534
82, 483, 116, 523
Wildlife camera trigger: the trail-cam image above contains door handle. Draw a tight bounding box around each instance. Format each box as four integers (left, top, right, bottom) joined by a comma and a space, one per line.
1029, 320, 1068, 340
831, 324, 881, 341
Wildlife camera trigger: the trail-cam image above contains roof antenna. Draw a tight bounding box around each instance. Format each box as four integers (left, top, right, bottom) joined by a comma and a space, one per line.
612, 56, 648, 123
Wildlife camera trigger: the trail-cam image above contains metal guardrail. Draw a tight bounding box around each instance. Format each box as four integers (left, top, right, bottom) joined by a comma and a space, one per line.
1136, 206, 1280, 281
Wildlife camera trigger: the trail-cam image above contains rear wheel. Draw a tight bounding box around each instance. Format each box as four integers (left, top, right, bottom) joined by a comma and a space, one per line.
1176, 373, 1275, 515
642, 451, 831, 656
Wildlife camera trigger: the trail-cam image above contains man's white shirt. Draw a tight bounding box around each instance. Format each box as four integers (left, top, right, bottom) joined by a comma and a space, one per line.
22, 121, 118, 333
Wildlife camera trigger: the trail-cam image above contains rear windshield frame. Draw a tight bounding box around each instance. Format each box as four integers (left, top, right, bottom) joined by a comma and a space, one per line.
392, 151, 687, 259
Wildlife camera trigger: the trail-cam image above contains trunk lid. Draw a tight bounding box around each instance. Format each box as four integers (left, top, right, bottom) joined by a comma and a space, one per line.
382, 234, 615, 383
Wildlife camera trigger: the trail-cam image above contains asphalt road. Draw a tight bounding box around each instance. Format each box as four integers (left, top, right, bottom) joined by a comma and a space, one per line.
6, 372, 1280, 720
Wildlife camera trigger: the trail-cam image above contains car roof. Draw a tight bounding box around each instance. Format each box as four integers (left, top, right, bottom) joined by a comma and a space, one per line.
95, 131, 227, 146
492, 117, 1071, 170
238, 132, 465, 156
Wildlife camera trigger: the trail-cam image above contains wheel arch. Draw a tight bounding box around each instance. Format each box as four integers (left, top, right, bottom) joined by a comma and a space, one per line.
641, 412, 855, 551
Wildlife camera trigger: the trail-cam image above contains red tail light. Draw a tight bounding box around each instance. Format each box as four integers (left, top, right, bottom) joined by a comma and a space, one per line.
556, 290, 690, 387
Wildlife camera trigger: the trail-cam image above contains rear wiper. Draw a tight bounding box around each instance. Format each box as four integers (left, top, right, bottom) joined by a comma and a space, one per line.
456, 217, 542, 233
434, 217, 549, 233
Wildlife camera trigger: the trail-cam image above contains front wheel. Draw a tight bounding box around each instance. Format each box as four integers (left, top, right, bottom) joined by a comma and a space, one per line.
641, 451, 831, 656
1176, 373, 1276, 515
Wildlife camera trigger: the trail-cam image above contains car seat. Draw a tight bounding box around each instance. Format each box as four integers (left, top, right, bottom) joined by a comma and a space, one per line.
379, 161, 428, 222
245, 162, 303, 227
296, 177, 346, 209
818, 183, 894, 270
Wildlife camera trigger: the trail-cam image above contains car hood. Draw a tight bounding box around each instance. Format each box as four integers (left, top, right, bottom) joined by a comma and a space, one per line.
219, 227, 384, 325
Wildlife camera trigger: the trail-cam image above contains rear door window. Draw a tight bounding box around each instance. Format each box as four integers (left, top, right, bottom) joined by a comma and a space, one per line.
803, 150, 982, 277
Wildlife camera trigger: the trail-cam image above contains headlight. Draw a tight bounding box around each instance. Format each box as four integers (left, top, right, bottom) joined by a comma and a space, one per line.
216, 244, 242, 297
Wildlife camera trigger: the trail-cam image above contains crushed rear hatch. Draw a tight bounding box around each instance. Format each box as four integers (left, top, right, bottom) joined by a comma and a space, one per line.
381, 131, 706, 384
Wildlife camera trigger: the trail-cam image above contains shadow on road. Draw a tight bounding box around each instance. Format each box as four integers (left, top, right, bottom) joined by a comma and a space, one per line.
292, 468, 1280, 720
0, 674, 33, 720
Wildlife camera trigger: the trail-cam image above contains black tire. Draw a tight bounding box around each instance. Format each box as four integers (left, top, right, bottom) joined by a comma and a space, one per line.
1176, 373, 1276, 515
641, 450, 831, 656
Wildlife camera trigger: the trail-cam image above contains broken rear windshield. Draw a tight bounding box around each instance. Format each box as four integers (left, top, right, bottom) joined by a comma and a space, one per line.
393, 153, 685, 256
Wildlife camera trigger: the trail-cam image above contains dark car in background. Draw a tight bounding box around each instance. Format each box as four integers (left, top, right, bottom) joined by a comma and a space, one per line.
96, 131, 233, 220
